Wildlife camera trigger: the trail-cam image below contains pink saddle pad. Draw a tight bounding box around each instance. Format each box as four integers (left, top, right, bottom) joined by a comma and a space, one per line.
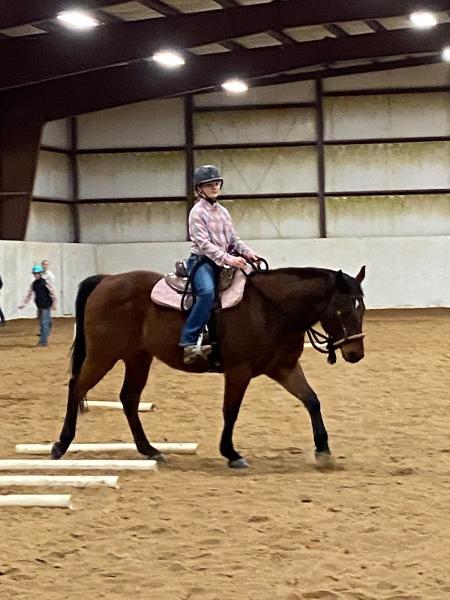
151, 269, 248, 311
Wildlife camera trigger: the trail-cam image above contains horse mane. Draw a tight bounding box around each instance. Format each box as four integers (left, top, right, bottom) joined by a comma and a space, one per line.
249, 267, 363, 296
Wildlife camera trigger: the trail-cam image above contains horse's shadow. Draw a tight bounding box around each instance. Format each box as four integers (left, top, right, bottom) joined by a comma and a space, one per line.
158, 453, 345, 475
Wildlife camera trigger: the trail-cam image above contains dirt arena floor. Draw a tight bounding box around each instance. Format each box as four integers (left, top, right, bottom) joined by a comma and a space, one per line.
0, 310, 449, 600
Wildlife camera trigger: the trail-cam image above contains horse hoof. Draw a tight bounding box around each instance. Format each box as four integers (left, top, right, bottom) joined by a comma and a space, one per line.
315, 451, 335, 469
228, 458, 249, 469
50, 443, 63, 460
150, 452, 167, 463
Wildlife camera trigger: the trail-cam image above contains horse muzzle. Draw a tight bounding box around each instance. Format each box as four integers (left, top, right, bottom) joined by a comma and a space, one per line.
339, 334, 365, 363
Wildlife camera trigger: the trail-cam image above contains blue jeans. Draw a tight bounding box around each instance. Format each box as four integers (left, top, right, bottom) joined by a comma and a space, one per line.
37, 308, 52, 345
179, 256, 216, 347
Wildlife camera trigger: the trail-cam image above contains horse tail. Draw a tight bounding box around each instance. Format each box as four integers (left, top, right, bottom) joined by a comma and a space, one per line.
71, 274, 106, 377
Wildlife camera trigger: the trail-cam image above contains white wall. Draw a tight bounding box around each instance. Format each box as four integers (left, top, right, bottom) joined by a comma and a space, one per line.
1, 237, 449, 320
327, 195, 450, 237
41, 119, 71, 149
324, 92, 450, 139
78, 151, 185, 199
0, 241, 97, 320
194, 107, 316, 144
79, 201, 186, 243
33, 151, 72, 200
77, 98, 185, 148
26, 202, 74, 243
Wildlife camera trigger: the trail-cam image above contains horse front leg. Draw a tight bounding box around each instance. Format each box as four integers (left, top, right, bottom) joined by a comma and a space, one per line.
120, 352, 164, 461
220, 368, 251, 469
270, 364, 332, 465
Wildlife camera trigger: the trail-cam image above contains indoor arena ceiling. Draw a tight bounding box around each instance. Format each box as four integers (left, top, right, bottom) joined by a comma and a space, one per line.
0, 0, 450, 119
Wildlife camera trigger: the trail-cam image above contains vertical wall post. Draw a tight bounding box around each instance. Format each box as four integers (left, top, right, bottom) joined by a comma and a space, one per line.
184, 95, 194, 241
70, 117, 80, 243
0, 96, 42, 240
315, 78, 327, 238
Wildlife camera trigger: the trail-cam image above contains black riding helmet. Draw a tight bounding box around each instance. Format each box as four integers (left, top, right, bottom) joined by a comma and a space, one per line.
193, 165, 223, 189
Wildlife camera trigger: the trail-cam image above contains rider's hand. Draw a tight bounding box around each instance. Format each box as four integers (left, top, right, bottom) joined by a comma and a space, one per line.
227, 256, 247, 269
245, 252, 259, 262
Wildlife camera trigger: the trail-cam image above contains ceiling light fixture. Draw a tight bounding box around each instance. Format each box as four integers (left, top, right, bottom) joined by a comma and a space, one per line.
56, 10, 99, 29
409, 11, 438, 28
442, 46, 450, 62
221, 79, 249, 94
152, 51, 185, 68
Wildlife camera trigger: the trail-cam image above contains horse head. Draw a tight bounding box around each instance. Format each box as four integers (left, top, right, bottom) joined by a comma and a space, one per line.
320, 266, 366, 364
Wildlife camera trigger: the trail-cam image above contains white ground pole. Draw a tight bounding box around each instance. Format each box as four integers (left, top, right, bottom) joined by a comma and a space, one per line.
0, 459, 158, 471
16, 442, 198, 455
0, 475, 119, 488
0, 494, 73, 509
86, 400, 154, 412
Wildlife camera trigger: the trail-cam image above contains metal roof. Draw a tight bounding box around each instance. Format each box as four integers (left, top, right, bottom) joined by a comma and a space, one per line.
0, 0, 449, 118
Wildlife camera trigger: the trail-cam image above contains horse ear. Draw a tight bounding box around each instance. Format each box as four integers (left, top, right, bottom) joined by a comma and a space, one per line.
335, 270, 347, 292
355, 265, 366, 283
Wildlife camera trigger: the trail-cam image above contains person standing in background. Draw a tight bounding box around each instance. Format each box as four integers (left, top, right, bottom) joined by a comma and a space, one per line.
18, 265, 57, 347
0, 275, 5, 326
41, 259, 56, 287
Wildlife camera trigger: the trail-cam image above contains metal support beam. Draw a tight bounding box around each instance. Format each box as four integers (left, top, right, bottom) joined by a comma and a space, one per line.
315, 80, 326, 239
184, 95, 194, 241
0, 96, 42, 240
70, 117, 80, 243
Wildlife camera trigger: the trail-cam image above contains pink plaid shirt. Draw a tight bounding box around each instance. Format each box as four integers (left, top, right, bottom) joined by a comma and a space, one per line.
189, 198, 253, 267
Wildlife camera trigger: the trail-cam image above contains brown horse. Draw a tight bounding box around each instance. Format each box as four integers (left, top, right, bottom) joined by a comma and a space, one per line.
51, 265, 366, 468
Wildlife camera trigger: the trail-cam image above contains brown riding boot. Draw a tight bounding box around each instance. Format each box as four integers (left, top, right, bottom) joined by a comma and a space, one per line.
183, 344, 212, 364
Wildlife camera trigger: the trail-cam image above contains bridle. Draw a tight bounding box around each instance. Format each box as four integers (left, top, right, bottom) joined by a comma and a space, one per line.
307, 305, 365, 365
232, 257, 365, 364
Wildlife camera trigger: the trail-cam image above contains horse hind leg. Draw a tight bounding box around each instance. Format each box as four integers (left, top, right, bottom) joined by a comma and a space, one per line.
120, 352, 163, 461
51, 357, 116, 459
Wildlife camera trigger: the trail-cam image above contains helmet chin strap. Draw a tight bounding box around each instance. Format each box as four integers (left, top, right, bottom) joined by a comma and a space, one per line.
196, 187, 218, 205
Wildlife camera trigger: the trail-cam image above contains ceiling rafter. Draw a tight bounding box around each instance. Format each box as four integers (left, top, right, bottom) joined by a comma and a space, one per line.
2, 23, 448, 122
324, 24, 349, 37
251, 55, 444, 88
138, 0, 245, 51
2, 0, 450, 91
0, 0, 127, 29
365, 20, 387, 33
213, 0, 297, 45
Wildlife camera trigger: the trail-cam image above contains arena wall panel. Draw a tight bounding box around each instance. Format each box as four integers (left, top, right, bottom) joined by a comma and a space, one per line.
26, 203, 74, 243
194, 107, 316, 144
221, 198, 320, 239
326, 195, 450, 237
41, 119, 71, 149
78, 152, 185, 199
195, 147, 318, 194
33, 151, 72, 200
323, 62, 450, 92
77, 98, 185, 148
78, 202, 186, 243
195, 80, 316, 107
324, 93, 450, 140
325, 142, 450, 192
